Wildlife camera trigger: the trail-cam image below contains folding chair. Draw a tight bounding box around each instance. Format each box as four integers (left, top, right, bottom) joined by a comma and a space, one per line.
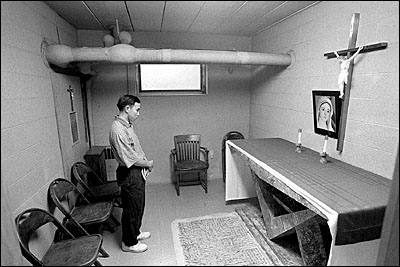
48, 178, 116, 257
15, 207, 104, 266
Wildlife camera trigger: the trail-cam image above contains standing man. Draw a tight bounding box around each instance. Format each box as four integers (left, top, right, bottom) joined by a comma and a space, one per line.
109, 94, 154, 253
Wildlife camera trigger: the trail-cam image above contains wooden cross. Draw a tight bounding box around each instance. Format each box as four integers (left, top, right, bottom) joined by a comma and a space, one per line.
324, 13, 387, 153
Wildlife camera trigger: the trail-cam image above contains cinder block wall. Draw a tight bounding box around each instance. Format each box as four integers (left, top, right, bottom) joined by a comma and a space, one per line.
1, 1, 82, 265
250, 1, 399, 179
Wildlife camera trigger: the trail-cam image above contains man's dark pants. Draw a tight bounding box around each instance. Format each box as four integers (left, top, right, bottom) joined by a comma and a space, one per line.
116, 165, 145, 246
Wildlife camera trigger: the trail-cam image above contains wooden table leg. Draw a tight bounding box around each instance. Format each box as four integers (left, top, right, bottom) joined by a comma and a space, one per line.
250, 169, 328, 266
295, 217, 327, 266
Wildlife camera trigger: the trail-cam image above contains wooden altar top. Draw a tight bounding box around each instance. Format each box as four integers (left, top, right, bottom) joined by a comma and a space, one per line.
228, 138, 392, 245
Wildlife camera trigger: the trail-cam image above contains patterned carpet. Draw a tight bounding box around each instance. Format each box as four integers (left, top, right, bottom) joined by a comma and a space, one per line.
171, 204, 303, 266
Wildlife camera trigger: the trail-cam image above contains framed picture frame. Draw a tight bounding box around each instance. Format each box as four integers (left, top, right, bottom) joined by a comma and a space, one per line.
312, 90, 342, 139
69, 111, 79, 145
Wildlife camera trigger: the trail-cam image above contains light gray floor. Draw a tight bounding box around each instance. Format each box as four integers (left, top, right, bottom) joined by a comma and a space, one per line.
97, 179, 257, 266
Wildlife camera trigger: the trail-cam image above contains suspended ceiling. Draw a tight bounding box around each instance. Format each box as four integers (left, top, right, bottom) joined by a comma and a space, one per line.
44, 1, 320, 37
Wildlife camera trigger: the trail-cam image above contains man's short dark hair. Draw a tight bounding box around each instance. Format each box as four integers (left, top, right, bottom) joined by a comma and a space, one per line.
117, 94, 141, 111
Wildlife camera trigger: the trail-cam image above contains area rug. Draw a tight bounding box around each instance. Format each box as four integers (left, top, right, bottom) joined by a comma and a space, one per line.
171, 204, 303, 266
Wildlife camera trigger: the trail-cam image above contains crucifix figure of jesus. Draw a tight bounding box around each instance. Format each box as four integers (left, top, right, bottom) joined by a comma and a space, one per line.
334, 46, 363, 98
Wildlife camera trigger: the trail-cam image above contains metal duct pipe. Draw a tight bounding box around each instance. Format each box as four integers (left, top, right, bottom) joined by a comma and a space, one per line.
45, 44, 292, 69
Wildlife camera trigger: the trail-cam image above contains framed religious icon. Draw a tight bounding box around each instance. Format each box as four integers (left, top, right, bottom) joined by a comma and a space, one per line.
69, 111, 79, 144
312, 90, 342, 139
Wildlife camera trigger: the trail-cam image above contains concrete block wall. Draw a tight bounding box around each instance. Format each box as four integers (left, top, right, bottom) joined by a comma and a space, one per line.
250, 1, 399, 179
1, 1, 79, 265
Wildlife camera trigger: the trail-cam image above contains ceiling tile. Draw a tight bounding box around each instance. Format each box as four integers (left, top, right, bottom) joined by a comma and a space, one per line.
188, 1, 246, 33
85, 1, 132, 31
126, 1, 165, 32
44, 1, 320, 37
162, 1, 205, 32
44, 1, 104, 30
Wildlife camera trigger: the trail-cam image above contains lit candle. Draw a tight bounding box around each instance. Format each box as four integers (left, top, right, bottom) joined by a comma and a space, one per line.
322, 135, 328, 153
297, 128, 302, 144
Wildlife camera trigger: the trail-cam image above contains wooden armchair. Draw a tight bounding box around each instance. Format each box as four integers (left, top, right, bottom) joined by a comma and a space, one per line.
15, 207, 104, 266
171, 134, 209, 196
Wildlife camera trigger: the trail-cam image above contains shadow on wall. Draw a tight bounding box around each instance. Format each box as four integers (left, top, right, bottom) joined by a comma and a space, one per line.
251, 65, 287, 86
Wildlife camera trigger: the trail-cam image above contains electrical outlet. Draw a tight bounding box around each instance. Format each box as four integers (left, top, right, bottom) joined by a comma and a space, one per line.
209, 150, 214, 159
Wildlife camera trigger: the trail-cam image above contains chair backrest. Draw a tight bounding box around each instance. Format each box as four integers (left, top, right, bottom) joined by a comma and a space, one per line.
222, 131, 245, 182
71, 162, 101, 198
222, 131, 245, 155
223, 131, 245, 142
49, 178, 89, 219
48, 178, 92, 235
15, 208, 74, 265
174, 134, 201, 161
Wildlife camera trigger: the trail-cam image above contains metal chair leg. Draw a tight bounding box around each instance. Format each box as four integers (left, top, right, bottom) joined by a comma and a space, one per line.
99, 247, 110, 257
176, 173, 180, 196
94, 260, 104, 266
204, 171, 208, 193
110, 214, 120, 226
104, 221, 115, 233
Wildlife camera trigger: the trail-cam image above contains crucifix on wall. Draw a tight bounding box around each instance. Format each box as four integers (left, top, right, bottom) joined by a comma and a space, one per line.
67, 85, 79, 144
324, 13, 387, 153
67, 85, 74, 111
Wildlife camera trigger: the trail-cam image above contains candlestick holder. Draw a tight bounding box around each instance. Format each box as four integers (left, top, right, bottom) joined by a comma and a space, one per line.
319, 151, 328, 164
295, 143, 302, 153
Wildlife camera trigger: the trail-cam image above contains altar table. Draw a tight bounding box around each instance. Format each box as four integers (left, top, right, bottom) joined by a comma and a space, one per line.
225, 138, 391, 266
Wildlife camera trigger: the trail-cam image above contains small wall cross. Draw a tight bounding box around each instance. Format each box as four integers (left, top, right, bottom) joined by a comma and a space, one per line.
67, 85, 74, 112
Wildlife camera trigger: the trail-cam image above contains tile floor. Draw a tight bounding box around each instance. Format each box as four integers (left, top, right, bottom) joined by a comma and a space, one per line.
97, 179, 257, 266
